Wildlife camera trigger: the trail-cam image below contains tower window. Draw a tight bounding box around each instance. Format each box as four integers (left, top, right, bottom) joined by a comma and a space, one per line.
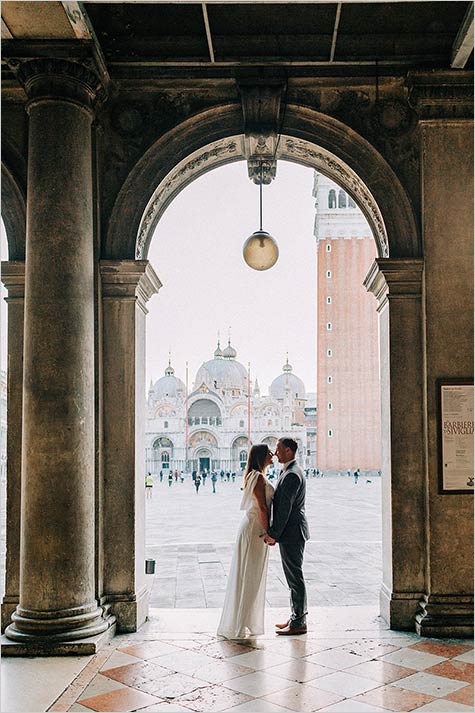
328, 189, 336, 209
327, 349, 332, 357
328, 402, 333, 410
164, 421, 168, 428
328, 429, 333, 437
348, 196, 356, 208
338, 190, 347, 208
327, 296, 332, 304
239, 420, 244, 428
327, 376, 333, 384
326, 243, 331, 252
327, 323, 332, 330
326, 270, 332, 278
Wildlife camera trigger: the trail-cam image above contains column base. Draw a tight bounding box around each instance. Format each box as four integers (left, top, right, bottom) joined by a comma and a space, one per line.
415, 594, 474, 638
106, 586, 150, 632
1, 618, 116, 656
380, 583, 423, 630
5, 603, 111, 642
1, 596, 19, 632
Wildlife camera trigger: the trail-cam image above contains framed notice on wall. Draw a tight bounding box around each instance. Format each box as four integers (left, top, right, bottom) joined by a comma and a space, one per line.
438, 379, 474, 494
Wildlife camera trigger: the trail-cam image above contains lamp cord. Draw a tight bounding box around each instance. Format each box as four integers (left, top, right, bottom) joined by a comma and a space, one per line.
259, 162, 263, 230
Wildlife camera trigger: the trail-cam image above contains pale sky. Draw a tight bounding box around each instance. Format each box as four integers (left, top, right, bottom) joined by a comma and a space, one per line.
146, 161, 317, 394
1, 161, 318, 394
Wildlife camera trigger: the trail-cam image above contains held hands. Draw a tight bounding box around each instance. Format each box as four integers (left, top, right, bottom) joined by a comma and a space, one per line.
260, 533, 276, 546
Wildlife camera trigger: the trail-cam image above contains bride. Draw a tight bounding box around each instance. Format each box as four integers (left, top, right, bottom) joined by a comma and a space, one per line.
217, 444, 275, 639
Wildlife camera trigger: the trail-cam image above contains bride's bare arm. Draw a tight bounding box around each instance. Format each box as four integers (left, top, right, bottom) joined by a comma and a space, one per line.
253, 474, 269, 532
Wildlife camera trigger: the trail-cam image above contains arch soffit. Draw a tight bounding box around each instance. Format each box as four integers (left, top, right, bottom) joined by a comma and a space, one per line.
231, 435, 251, 448
105, 103, 420, 261
1, 143, 27, 260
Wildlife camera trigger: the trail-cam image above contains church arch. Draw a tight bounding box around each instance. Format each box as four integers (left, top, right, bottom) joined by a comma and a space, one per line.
105, 103, 419, 261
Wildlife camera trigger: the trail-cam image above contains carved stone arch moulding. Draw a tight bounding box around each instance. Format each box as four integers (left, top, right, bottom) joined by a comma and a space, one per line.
105, 103, 419, 260
135, 133, 388, 259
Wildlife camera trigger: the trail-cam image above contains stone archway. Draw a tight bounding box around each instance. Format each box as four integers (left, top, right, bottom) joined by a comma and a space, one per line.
105, 104, 419, 260
101, 103, 426, 634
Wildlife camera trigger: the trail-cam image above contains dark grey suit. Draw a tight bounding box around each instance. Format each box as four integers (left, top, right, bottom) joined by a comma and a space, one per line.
267, 459, 309, 628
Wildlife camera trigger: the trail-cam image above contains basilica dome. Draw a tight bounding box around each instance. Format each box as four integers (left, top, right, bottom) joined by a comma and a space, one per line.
194, 340, 247, 392
269, 356, 306, 399
151, 360, 185, 399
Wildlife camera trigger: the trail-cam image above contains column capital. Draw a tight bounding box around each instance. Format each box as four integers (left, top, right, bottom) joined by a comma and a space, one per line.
100, 260, 162, 312
6, 57, 105, 112
364, 258, 424, 306
1, 260, 25, 300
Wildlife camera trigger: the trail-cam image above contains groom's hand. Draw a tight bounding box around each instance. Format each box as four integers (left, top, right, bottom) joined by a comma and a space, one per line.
261, 533, 276, 546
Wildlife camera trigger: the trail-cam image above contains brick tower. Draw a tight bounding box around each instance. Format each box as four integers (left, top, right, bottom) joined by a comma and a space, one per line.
314, 172, 381, 472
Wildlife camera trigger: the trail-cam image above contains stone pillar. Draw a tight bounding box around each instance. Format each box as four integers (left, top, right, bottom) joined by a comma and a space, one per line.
1, 262, 24, 631
100, 260, 161, 631
365, 258, 425, 630
5, 59, 111, 646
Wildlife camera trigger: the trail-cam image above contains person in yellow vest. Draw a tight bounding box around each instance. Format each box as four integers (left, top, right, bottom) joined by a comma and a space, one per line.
145, 472, 154, 499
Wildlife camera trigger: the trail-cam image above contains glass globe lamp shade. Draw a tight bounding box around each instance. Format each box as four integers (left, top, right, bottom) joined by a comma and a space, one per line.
242, 230, 279, 271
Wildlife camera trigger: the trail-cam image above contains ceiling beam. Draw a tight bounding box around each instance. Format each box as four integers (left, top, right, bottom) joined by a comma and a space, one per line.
202, 3, 215, 63
329, 2, 342, 62
61, 1, 111, 87
451, 2, 474, 68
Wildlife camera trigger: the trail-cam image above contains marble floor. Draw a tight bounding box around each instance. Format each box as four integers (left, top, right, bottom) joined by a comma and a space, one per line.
2, 606, 473, 713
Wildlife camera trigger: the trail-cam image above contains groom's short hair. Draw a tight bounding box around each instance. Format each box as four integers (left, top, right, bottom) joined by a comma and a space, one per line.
280, 437, 298, 453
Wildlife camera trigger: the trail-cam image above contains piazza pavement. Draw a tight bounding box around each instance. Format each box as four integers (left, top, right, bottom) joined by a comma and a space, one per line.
145, 473, 382, 609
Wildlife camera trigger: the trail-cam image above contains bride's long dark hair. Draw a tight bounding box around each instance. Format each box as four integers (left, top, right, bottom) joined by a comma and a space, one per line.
243, 444, 270, 488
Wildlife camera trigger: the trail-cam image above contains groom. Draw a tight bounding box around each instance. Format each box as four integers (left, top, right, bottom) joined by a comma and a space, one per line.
262, 437, 309, 635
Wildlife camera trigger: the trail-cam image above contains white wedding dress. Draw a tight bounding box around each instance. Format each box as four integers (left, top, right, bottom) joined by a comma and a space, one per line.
217, 469, 274, 639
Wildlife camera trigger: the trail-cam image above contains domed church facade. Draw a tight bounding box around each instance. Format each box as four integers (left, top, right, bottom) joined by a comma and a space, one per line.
146, 341, 311, 475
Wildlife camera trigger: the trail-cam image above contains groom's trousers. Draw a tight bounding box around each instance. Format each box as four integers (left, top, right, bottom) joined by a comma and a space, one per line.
279, 539, 307, 628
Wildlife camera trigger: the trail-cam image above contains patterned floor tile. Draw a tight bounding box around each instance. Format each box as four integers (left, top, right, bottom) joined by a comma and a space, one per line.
378, 649, 447, 671
150, 649, 218, 674
196, 640, 255, 659
78, 687, 162, 712
263, 682, 344, 712
308, 671, 381, 697
408, 700, 474, 712
264, 638, 328, 658
345, 659, 414, 684
304, 648, 372, 670
393, 672, 468, 697
101, 660, 171, 688
183, 658, 254, 684
133, 704, 192, 713
78, 673, 129, 701
133, 671, 211, 699
424, 660, 474, 684
223, 699, 297, 713
352, 684, 436, 711
174, 683, 252, 712
444, 683, 474, 706
230, 649, 293, 670
118, 641, 184, 660
408, 642, 472, 659
265, 658, 336, 683
453, 651, 474, 664
222, 670, 293, 696
339, 640, 402, 658
68, 705, 96, 712
317, 700, 391, 712
99, 651, 143, 671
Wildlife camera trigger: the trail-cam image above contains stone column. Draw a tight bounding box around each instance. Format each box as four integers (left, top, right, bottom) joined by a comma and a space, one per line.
365, 258, 425, 630
1, 262, 24, 631
5, 59, 111, 645
100, 260, 161, 631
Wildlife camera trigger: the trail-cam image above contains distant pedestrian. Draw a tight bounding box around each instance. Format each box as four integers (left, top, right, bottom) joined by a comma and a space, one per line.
354, 468, 360, 484
159, 470, 163, 482
145, 472, 153, 499
231, 472, 236, 483
180, 471, 185, 483
347, 469, 351, 478
226, 471, 230, 482
174, 469, 179, 482
211, 471, 217, 493
220, 469, 225, 482
305, 468, 309, 478
168, 471, 173, 487
194, 474, 201, 493
192, 470, 196, 482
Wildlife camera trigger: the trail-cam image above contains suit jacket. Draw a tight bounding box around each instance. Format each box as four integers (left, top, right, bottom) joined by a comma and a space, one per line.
267, 460, 310, 544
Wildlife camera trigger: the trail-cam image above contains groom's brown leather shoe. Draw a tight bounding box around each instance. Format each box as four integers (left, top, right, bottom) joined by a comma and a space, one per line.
276, 625, 307, 636
275, 619, 290, 629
